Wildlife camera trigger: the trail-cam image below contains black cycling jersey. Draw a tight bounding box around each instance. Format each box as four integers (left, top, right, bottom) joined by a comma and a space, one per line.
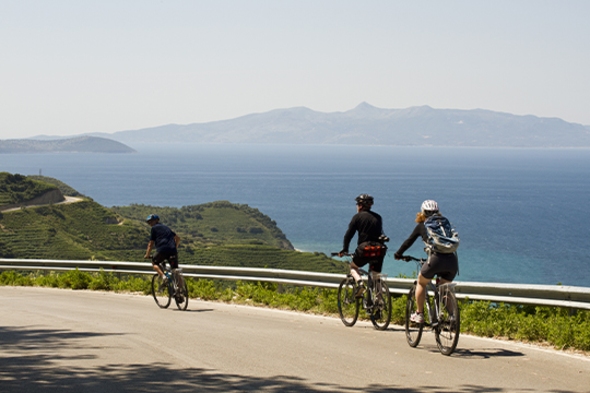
342, 210, 384, 253
394, 222, 428, 257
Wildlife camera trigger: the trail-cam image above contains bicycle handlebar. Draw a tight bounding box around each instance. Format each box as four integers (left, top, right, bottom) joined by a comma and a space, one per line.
331, 252, 351, 257
400, 255, 425, 262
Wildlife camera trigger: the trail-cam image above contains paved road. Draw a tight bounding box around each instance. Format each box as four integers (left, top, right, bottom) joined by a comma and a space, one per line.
0, 196, 84, 212
1, 287, 589, 392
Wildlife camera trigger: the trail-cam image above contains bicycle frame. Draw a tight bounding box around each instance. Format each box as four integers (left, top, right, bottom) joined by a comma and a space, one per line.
333, 253, 392, 330
402, 255, 460, 356
151, 261, 189, 311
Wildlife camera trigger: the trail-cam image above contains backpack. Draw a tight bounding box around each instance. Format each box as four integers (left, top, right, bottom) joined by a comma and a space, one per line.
423, 215, 460, 254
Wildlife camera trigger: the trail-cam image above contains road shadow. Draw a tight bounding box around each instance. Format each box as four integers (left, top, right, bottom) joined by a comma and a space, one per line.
0, 326, 572, 393
168, 307, 215, 313
0, 325, 124, 352
416, 343, 525, 359
452, 347, 525, 359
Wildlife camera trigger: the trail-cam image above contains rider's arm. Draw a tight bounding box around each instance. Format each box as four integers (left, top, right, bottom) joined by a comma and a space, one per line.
145, 240, 155, 259
174, 234, 180, 248
341, 216, 358, 253
394, 223, 426, 258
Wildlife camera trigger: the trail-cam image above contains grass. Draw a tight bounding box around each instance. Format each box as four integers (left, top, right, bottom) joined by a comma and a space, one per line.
1, 269, 589, 353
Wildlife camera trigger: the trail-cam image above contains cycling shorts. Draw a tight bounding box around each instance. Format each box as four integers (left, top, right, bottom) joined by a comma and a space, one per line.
421, 252, 458, 281
151, 250, 179, 270
352, 254, 384, 273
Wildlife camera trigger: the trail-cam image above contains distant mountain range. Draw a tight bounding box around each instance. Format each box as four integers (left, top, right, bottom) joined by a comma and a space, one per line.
0, 136, 136, 154
31, 103, 590, 148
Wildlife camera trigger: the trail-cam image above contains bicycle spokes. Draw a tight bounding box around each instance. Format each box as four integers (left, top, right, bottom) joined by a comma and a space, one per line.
405, 286, 423, 347
370, 280, 391, 331
151, 274, 171, 309
433, 285, 460, 356
338, 276, 360, 327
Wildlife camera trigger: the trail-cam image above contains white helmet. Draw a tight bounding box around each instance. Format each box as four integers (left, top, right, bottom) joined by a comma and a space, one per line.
421, 200, 439, 216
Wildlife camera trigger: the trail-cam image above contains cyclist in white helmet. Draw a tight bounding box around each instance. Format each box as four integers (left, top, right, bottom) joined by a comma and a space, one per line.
394, 200, 459, 323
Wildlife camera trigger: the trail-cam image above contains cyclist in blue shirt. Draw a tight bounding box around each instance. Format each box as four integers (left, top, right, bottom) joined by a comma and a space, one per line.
144, 214, 181, 282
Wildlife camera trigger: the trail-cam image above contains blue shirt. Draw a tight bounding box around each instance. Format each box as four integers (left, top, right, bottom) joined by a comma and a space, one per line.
150, 223, 177, 253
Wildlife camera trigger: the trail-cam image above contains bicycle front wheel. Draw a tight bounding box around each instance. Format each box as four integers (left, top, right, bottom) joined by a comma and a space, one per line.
405, 285, 423, 347
434, 287, 460, 356
151, 274, 171, 309
174, 276, 189, 311
337, 276, 359, 327
370, 280, 392, 330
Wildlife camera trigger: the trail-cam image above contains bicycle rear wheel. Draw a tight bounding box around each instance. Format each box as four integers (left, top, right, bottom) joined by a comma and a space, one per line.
174, 276, 189, 311
151, 274, 171, 309
370, 280, 392, 330
337, 276, 359, 327
434, 286, 460, 356
405, 285, 423, 347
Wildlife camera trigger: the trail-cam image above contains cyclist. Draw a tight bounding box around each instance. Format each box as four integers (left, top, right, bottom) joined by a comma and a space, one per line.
144, 214, 181, 283
394, 200, 458, 323
339, 194, 388, 297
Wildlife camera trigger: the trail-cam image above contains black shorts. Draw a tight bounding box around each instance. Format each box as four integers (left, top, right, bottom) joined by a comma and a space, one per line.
352, 254, 384, 273
151, 250, 179, 269
352, 241, 387, 273
421, 252, 458, 281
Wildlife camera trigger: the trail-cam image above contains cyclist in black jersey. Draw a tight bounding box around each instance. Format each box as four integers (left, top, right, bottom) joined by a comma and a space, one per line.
144, 214, 181, 282
394, 200, 458, 323
339, 194, 388, 297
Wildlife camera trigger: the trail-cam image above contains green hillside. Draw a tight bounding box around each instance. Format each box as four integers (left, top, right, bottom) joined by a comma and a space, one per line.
111, 202, 293, 250
0, 174, 347, 273
28, 175, 83, 197
0, 172, 57, 206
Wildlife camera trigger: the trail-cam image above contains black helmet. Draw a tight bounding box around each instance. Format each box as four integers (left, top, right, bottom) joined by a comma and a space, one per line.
355, 194, 374, 207
146, 214, 159, 222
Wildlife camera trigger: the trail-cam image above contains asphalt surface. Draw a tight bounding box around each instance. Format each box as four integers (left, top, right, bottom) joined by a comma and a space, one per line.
1, 286, 589, 392
0, 196, 84, 212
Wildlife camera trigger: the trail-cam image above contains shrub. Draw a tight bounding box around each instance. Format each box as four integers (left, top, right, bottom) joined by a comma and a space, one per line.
88, 269, 119, 291
58, 268, 91, 289
190, 279, 219, 300
0, 270, 34, 286
35, 271, 60, 287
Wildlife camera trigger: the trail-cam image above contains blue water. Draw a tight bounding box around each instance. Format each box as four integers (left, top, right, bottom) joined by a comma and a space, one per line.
1, 144, 589, 287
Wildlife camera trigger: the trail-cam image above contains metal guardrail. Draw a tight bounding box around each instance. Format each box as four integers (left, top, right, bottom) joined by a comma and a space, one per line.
1, 258, 590, 310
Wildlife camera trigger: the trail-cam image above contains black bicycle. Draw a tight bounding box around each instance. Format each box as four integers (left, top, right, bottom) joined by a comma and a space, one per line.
332, 253, 392, 330
151, 262, 189, 311
401, 255, 460, 355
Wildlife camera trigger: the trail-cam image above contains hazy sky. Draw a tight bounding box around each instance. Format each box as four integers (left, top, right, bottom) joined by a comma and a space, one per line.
1, 1, 589, 139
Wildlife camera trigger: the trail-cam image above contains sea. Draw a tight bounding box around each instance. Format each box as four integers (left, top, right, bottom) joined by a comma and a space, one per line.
1, 143, 589, 287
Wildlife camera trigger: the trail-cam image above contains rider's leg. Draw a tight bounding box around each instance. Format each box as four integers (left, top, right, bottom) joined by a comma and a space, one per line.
152, 263, 164, 278
349, 261, 362, 284
349, 260, 366, 298
437, 277, 456, 314
415, 273, 430, 314
151, 253, 166, 278
370, 259, 384, 288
